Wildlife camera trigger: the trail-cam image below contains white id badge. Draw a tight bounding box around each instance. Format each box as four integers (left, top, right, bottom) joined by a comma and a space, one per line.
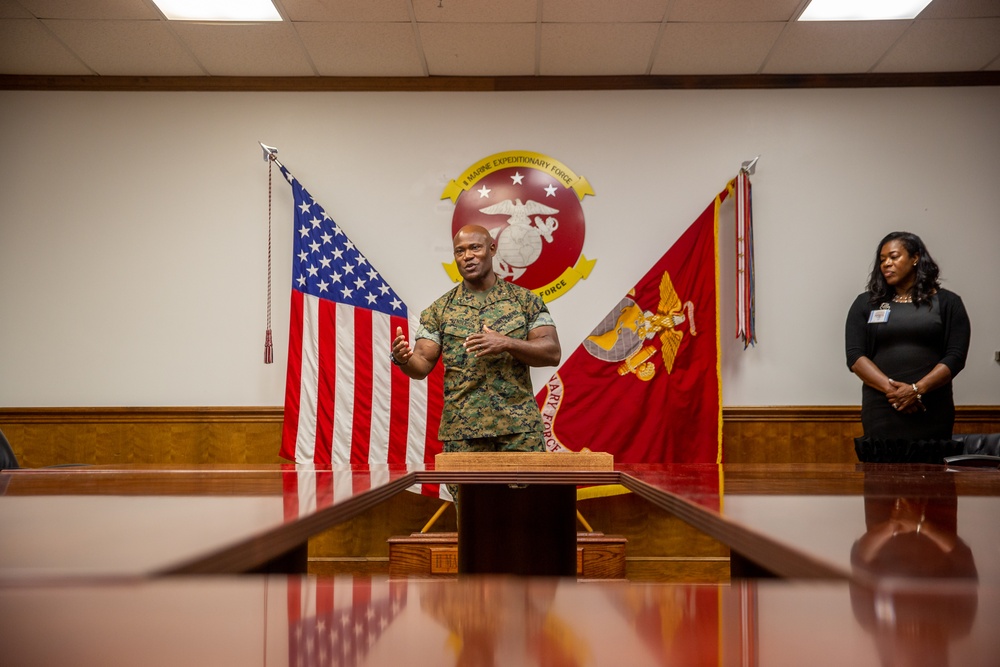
868, 310, 890, 324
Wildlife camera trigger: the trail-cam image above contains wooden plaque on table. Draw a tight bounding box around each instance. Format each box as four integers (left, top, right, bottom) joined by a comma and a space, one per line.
434, 451, 614, 471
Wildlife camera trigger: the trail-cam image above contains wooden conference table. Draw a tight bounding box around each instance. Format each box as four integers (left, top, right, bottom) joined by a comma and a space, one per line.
2, 461, 999, 585
1, 461, 998, 665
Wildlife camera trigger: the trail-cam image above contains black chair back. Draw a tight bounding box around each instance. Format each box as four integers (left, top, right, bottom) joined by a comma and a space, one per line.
0, 428, 19, 470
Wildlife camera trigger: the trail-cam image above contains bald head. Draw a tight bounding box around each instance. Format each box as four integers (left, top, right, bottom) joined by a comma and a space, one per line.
453, 224, 492, 245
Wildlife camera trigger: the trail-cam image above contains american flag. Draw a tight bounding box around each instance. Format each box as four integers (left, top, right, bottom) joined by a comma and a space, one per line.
286, 575, 407, 667
277, 166, 444, 494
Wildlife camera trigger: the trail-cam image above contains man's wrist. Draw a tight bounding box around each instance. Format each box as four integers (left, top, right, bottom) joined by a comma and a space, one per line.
390, 352, 407, 367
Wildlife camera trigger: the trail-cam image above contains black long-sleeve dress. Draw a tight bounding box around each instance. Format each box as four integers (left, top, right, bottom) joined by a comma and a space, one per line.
845, 288, 971, 440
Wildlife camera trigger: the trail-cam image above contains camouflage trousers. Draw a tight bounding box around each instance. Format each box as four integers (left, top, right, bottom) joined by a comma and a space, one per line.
442, 431, 544, 505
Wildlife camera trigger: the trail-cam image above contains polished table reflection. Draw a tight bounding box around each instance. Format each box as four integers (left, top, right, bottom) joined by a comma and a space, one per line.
2, 574, 995, 667
3, 462, 1000, 586
619, 463, 1000, 587
0, 464, 416, 577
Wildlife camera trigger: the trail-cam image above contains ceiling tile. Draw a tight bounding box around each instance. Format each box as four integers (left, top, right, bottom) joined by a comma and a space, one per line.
296, 22, 425, 76
419, 22, 535, 75
42, 19, 204, 75
876, 18, 1000, 71
15, 0, 159, 20
170, 22, 316, 76
668, 0, 802, 22
0, 0, 34, 19
762, 21, 909, 74
0, 18, 92, 74
543, 0, 667, 23
281, 0, 411, 22
918, 0, 1000, 19
652, 22, 785, 75
540, 23, 660, 75
412, 0, 536, 23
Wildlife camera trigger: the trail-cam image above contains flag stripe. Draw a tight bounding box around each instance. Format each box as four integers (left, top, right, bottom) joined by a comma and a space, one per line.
331, 302, 355, 463
368, 315, 393, 466
314, 297, 337, 465
350, 306, 374, 465
299, 293, 322, 463
280, 291, 304, 460
387, 315, 411, 466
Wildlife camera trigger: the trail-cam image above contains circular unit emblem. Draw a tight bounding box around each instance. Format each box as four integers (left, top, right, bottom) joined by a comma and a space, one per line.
441, 151, 597, 302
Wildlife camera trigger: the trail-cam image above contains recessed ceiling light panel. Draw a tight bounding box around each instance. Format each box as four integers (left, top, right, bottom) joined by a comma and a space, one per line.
151, 0, 282, 22
799, 0, 934, 21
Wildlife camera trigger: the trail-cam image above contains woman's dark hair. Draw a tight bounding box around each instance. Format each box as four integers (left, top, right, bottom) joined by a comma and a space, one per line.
866, 231, 941, 306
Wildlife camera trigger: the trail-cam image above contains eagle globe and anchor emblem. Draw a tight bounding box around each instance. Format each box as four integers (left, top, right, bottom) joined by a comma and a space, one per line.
584, 271, 697, 382
441, 151, 596, 302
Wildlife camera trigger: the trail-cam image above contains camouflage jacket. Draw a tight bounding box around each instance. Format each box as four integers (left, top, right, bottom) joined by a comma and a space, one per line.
417, 278, 554, 440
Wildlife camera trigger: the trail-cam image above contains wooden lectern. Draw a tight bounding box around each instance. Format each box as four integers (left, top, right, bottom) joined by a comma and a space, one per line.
435, 451, 614, 577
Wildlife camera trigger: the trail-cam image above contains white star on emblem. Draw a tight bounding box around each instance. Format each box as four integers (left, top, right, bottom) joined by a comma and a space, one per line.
544, 184, 558, 197
511, 172, 524, 185
478, 185, 491, 198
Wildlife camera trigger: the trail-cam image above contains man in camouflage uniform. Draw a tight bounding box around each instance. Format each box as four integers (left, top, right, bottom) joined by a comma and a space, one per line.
390, 225, 561, 495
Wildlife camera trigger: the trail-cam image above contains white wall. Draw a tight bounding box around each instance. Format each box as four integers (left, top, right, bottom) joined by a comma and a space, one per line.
1, 87, 997, 408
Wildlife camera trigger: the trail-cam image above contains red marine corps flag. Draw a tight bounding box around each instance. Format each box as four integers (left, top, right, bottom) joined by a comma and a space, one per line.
537, 186, 729, 464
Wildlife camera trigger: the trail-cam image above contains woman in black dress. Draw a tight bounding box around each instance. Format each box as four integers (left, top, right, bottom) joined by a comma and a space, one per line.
845, 232, 971, 455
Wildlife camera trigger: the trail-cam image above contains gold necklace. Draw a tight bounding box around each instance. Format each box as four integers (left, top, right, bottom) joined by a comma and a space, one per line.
892, 294, 913, 303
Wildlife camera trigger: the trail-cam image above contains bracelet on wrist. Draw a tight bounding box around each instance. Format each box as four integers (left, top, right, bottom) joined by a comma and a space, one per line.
390, 352, 407, 367
911, 383, 922, 401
